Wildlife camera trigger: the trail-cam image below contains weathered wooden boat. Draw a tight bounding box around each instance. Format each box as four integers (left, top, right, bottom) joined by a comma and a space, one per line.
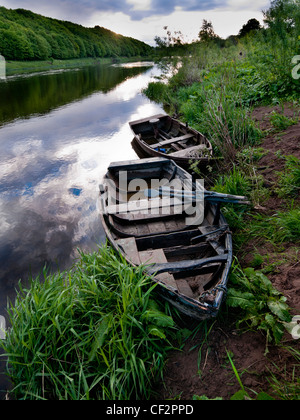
99, 158, 233, 320
129, 114, 213, 171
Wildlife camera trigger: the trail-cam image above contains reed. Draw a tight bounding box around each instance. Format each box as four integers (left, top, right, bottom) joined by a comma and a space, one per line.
1, 244, 175, 400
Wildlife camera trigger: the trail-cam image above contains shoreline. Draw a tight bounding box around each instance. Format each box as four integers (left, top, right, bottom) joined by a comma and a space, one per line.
5, 56, 153, 77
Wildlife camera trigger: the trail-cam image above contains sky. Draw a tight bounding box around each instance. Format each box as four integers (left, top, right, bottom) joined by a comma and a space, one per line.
0, 0, 271, 45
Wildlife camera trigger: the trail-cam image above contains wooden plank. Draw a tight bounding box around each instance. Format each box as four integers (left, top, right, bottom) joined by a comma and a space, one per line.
136, 228, 200, 251
170, 144, 208, 158
164, 243, 209, 258
116, 238, 141, 265
151, 134, 194, 149
147, 255, 228, 275
111, 209, 181, 223
105, 197, 185, 215
129, 114, 166, 128
108, 157, 168, 172
139, 249, 177, 290
148, 221, 166, 234
177, 279, 194, 299
198, 226, 226, 255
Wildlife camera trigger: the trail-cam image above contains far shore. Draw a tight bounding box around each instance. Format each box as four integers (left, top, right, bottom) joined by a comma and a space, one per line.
5, 56, 153, 76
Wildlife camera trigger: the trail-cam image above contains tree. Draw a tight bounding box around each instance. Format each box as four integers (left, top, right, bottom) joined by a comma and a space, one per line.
0, 6, 153, 61
154, 26, 185, 49
263, 0, 300, 33
198, 20, 218, 43
239, 19, 261, 37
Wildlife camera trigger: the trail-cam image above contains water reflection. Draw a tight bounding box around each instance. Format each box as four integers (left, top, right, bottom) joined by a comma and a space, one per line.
0, 63, 153, 125
0, 62, 163, 317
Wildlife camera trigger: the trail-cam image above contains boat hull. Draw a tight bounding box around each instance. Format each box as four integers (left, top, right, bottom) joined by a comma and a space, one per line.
100, 158, 233, 321
129, 114, 213, 171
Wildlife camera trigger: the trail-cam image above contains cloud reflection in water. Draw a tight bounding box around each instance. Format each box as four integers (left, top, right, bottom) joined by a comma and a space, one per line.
0, 63, 163, 311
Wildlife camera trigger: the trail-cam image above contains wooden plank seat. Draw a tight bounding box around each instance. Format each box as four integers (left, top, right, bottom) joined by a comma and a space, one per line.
198, 226, 227, 255
105, 197, 189, 216
150, 134, 194, 149
139, 249, 178, 290
147, 254, 228, 276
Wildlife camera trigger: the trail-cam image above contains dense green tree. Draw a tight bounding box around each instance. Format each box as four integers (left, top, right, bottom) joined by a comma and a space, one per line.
198, 20, 218, 43
0, 6, 152, 61
263, 0, 300, 33
239, 19, 262, 37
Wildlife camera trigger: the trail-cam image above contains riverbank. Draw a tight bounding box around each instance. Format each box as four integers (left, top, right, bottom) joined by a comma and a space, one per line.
158, 102, 300, 400
141, 40, 300, 399
5, 56, 152, 76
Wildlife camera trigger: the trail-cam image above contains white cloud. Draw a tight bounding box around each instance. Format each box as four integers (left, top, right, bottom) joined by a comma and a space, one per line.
0, 0, 270, 44
88, 7, 266, 44
226, 0, 270, 11
127, 0, 152, 11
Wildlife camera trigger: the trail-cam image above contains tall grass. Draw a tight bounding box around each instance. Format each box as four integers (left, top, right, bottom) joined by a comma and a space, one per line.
1, 245, 175, 400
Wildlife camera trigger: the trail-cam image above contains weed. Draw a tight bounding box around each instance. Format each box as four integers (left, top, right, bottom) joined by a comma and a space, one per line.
226, 351, 275, 400
237, 147, 268, 164
275, 208, 300, 242
277, 155, 300, 198
227, 262, 292, 349
213, 165, 252, 197
267, 346, 300, 400
269, 111, 298, 131
239, 207, 300, 248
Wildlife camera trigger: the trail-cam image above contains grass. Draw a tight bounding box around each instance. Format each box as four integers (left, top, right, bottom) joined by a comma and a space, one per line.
269, 111, 298, 132
5, 56, 149, 76
2, 15, 299, 400
242, 207, 300, 246
0, 245, 175, 400
277, 155, 300, 198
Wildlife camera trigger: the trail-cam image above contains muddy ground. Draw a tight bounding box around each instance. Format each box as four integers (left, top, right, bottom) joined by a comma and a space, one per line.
158, 104, 300, 400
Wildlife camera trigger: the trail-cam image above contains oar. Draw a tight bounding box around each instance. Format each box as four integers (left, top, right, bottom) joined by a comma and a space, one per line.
144, 187, 250, 205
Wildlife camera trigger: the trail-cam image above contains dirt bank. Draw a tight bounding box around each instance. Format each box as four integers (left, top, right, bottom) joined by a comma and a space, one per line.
159, 103, 300, 400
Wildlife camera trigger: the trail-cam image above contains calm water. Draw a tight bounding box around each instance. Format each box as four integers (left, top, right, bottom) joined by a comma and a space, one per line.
0, 62, 163, 394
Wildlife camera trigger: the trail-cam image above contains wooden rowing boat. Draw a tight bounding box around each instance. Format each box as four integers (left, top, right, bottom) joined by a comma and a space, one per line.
99, 157, 233, 320
129, 114, 213, 171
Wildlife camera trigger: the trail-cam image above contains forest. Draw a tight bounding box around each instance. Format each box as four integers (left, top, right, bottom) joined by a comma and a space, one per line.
0, 7, 153, 61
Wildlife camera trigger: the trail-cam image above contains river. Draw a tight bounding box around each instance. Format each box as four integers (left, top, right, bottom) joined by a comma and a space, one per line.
0, 61, 163, 396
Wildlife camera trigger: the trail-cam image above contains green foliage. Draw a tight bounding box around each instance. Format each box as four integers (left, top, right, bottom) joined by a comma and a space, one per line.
239, 19, 262, 38
241, 207, 300, 247
193, 395, 223, 400
0, 7, 152, 61
277, 155, 300, 197
269, 111, 298, 131
1, 245, 175, 400
142, 82, 168, 103
275, 208, 300, 242
213, 166, 252, 197
237, 147, 268, 163
227, 264, 292, 346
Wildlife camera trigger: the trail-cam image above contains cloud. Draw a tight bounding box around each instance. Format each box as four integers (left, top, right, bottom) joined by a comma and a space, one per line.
0, 0, 269, 43
1, 0, 234, 22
